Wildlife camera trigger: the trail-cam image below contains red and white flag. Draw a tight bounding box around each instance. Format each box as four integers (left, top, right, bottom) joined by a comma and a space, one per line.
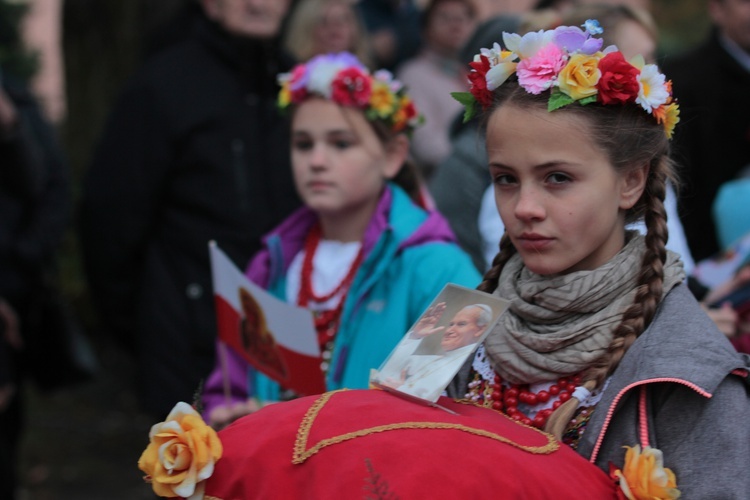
209, 242, 326, 395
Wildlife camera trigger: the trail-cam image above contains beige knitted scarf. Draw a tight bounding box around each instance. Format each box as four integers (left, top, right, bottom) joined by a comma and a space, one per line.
484, 233, 686, 384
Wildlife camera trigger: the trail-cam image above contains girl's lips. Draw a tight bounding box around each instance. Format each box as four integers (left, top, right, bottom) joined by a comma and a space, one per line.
515, 234, 554, 251
307, 180, 333, 190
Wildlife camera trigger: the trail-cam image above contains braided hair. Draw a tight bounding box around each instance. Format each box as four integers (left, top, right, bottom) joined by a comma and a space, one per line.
477, 80, 677, 439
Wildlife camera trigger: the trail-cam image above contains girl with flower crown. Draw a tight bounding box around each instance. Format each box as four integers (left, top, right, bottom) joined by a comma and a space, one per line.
201, 52, 480, 430
446, 20, 750, 498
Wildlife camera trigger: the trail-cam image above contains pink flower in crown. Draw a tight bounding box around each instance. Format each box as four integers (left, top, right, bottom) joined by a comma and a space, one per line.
516, 43, 567, 95
331, 67, 372, 107
287, 64, 310, 103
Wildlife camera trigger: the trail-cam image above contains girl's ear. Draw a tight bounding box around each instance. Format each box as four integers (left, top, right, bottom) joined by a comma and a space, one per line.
382, 134, 410, 179
619, 163, 649, 210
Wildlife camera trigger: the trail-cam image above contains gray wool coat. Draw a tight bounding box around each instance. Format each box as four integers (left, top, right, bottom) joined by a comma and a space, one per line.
449, 284, 750, 499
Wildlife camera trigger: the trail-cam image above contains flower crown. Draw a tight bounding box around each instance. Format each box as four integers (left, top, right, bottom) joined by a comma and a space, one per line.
278, 52, 423, 134
451, 20, 680, 139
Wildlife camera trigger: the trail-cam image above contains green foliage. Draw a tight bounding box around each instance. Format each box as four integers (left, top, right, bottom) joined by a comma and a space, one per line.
547, 88, 574, 112
450, 91, 478, 122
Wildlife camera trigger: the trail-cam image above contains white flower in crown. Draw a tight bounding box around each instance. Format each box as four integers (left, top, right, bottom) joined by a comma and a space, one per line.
307, 63, 343, 98
478, 42, 519, 91
503, 29, 555, 59
305, 52, 368, 99
636, 64, 670, 113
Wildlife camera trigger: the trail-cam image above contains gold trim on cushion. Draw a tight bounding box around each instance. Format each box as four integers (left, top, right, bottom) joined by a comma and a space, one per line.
293, 390, 559, 464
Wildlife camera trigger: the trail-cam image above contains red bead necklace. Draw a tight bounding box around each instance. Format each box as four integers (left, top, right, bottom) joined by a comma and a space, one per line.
473, 373, 583, 429
297, 224, 365, 352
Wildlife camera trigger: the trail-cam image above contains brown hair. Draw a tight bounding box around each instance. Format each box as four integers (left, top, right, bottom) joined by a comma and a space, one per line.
368, 118, 427, 207
476, 80, 677, 438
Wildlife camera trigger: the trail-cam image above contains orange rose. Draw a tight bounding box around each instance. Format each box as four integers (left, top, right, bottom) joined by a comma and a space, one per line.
138, 402, 223, 499
611, 445, 680, 500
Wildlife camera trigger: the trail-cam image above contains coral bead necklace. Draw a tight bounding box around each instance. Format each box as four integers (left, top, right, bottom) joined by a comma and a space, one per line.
297, 224, 365, 366
467, 373, 583, 429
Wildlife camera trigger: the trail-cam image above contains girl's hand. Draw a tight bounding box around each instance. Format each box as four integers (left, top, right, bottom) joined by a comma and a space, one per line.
208, 398, 261, 431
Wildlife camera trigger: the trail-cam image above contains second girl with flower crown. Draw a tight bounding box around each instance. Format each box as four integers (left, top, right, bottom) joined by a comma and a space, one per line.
201, 52, 480, 428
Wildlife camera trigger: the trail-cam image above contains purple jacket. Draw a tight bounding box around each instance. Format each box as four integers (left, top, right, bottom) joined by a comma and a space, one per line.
202, 184, 481, 415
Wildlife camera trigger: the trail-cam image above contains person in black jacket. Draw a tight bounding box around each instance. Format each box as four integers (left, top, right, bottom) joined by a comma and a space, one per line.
664, 0, 750, 262
0, 68, 70, 500
80, 0, 300, 418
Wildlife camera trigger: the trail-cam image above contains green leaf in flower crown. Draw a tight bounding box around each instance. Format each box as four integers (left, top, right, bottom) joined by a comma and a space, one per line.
451, 91, 478, 122
547, 88, 574, 112
579, 95, 598, 106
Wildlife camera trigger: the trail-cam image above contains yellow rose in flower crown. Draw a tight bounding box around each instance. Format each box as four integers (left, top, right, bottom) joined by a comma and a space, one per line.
557, 53, 601, 101
611, 445, 680, 500
138, 402, 223, 500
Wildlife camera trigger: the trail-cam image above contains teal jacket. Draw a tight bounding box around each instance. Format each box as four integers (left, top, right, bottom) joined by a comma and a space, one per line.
203, 185, 480, 411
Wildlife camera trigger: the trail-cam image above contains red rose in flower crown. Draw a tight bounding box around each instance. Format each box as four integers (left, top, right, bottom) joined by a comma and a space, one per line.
596, 52, 640, 105
331, 67, 372, 107
468, 55, 494, 108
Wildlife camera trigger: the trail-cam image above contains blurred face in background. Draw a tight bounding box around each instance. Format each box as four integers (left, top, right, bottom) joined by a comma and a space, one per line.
202, 0, 291, 39
710, 0, 750, 52
471, 0, 537, 21
425, 0, 476, 56
578, 0, 651, 10
313, 1, 360, 55
612, 18, 656, 63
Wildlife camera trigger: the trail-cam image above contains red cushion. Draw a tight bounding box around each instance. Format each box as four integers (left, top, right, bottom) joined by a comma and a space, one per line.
205, 389, 616, 499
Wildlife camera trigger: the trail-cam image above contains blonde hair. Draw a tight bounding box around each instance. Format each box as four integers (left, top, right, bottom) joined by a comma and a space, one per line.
283, 0, 372, 67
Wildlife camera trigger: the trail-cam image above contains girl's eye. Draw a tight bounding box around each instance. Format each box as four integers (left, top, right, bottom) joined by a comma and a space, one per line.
493, 174, 516, 186
332, 138, 354, 149
292, 140, 313, 151
547, 172, 571, 184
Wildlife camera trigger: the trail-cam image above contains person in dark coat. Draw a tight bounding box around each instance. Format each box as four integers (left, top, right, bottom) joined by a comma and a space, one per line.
80, 0, 300, 418
664, 0, 750, 262
0, 68, 70, 500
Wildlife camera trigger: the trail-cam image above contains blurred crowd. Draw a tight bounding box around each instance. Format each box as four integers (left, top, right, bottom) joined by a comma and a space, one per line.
1, 0, 749, 498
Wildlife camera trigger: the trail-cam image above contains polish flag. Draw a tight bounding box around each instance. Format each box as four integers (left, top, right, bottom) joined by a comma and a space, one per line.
209, 242, 326, 395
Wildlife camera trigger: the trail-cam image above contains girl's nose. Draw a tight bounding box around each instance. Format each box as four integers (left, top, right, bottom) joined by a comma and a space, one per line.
309, 143, 327, 170
513, 186, 545, 221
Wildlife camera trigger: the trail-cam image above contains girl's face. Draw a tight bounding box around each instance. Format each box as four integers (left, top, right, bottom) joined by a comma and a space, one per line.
487, 104, 646, 275
291, 98, 402, 223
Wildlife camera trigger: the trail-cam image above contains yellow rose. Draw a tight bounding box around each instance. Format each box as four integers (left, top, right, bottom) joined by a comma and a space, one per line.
612, 445, 680, 500
557, 53, 601, 101
138, 402, 223, 499
369, 81, 396, 118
